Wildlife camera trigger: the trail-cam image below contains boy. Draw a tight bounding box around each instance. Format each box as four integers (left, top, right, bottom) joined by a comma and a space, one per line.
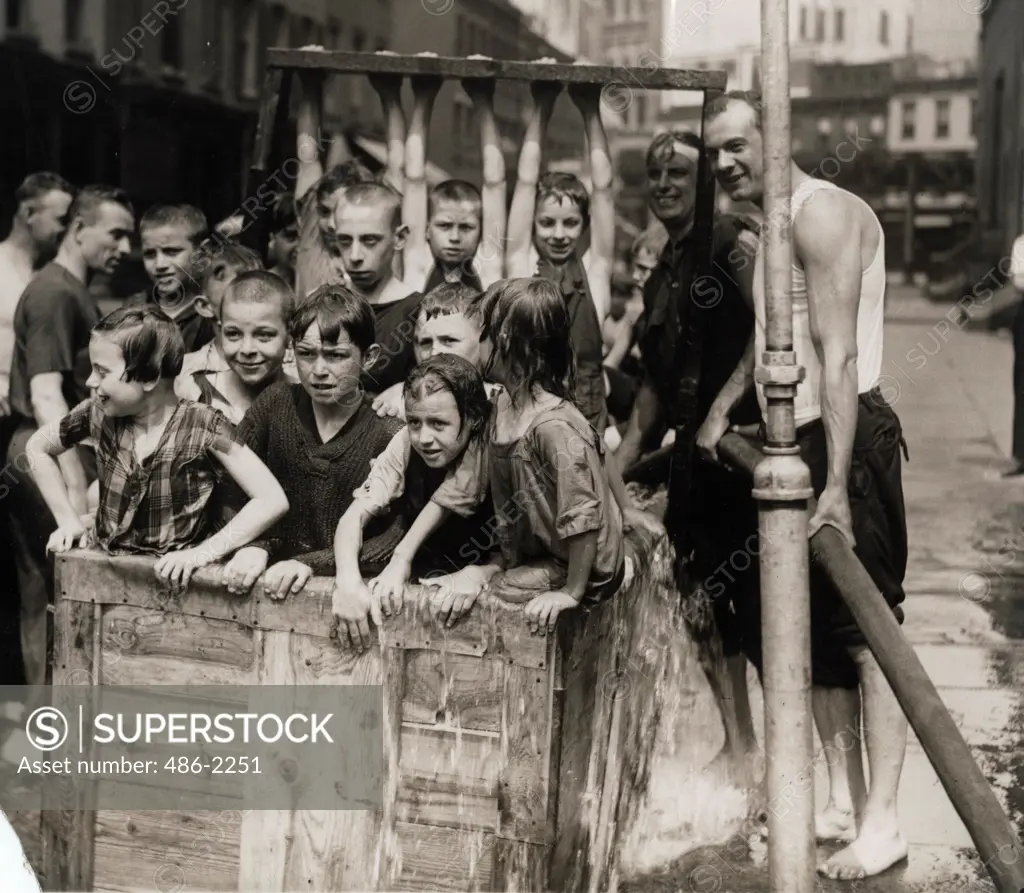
193, 240, 264, 324
267, 193, 299, 289
220, 285, 406, 600
26, 306, 289, 592
137, 204, 216, 352
176, 271, 296, 424
402, 76, 506, 294
505, 83, 615, 435
334, 182, 423, 395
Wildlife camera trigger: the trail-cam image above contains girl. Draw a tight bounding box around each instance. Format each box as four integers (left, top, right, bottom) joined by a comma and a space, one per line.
472, 277, 626, 634
332, 354, 493, 651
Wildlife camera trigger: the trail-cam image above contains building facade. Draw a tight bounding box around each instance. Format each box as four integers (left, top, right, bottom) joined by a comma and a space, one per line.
507, 0, 583, 58
976, 0, 1024, 257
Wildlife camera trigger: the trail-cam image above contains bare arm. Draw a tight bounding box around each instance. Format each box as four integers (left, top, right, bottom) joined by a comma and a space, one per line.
334, 502, 374, 584
25, 422, 79, 530
402, 76, 443, 290
295, 69, 326, 204
29, 374, 88, 512
795, 192, 863, 493
505, 82, 562, 278
464, 78, 506, 286
571, 85, 614, 321
562, 531, 599, 603
706, 333, 756, 424
615, 381, 663, 473
389, 501, 448, 572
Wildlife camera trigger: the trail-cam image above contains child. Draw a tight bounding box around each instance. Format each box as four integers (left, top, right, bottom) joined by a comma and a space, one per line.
194, 240, 264, 320
402, 76, 506, 293
220, 284, 405, 600
332, 354, 494, 651
26, 306, 289, 592
505, 83, 615, 435
371, 281, 496, 418
137, 204, 217, 352
334, 182, 423, 395
175, 271, 296, 424
267, 193, 299, 289
462, 278, 626, 635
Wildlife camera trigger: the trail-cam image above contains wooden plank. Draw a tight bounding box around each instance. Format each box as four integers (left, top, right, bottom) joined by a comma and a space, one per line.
43, 598, 100, 891
496, 663, 553, 846
56, 551, 251, 625
397, 725, 501, 832
394, 822, 494, 892
491, 838, 549, 892
92, 805, 240, 892
101, 606, 255, 668
403, 651, 503, 732
379, 646, 407, 889
267, 49, 727, 92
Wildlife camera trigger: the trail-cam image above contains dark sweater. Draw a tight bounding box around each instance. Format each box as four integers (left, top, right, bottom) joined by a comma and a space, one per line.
236, 382, 405, 573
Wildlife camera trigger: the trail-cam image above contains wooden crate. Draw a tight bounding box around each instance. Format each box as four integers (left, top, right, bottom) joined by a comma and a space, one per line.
41, 518, 678, 893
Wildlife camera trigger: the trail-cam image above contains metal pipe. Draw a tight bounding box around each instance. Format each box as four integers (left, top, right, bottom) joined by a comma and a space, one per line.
756, 1, 816, 891
718, 433, 1024, 893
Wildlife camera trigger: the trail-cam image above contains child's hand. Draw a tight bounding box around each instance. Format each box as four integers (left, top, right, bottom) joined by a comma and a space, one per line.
429, 585, 480, 629
331, 576, 380, 652
568, 82, 603, 113
524, 591, 579, 635
369, 558, 411, 619
155, 548, 212, 594
263, 560, 313, 600
222, 547, 269, 596
371, 383, 406, 419
46, 521, 88, 555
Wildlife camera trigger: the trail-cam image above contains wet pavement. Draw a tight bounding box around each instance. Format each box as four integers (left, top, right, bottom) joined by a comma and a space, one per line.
621, 289, 1024, 892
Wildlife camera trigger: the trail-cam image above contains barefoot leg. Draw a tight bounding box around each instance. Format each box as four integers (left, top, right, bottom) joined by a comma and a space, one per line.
819, 647, 908, 880
811, 686, 864, 841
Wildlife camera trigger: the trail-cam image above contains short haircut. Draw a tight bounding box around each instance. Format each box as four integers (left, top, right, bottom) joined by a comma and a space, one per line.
271, 192, 297, 231
221, 270, 295, 322
139, 204, 209, 245
646, 129, 704, 167
428, 180, 482, 217
315, 160, 376, 208
405, 353, 491, 440
92, 305, 185, 382
15, 172, 76, 206
419, 282, 483, 323
536, 171, 590, 224
339, 181, 403, 229
289, 283, 376, 354
704, 90, 764, 132
196, 239, 264, 290
68, 185, 134, 227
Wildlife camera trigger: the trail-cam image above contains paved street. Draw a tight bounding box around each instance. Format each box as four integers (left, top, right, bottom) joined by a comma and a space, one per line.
622, 287, 1024, 892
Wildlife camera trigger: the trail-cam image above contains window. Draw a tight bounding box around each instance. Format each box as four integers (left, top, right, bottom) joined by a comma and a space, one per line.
65, 0, 84, 45
879, 11, 889, 46
935, 99, 951, 139
900, 100, 916, 140
834, 8, 845, 42
815, 9, 825, 41
799, 5, 807, 40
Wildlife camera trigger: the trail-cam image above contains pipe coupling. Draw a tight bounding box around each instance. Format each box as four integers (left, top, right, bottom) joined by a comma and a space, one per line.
755, 364, 805, 387
752, 452, 814, 501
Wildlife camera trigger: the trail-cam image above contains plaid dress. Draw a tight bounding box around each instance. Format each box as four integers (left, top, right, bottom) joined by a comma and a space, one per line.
59, 398, 239, 554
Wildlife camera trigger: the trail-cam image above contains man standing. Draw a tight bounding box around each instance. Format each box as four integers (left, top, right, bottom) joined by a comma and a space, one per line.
616, 130, 763, 791
5, 186, 134, 690
699, 92, 909, 881
1006, 230, 1024, 476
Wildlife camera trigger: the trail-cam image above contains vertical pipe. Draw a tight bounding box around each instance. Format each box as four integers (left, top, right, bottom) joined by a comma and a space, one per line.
756, 1, 816, 892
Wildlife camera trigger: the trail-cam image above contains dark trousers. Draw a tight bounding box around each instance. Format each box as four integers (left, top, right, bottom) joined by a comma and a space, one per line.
1012, 301, 1024, 463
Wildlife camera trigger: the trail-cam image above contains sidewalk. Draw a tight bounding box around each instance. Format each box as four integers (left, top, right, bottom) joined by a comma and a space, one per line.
624, 300, 1024, 892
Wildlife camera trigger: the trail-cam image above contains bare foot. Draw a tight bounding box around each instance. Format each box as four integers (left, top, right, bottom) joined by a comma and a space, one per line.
815, 805, 856, 842
817, 826, 908, 880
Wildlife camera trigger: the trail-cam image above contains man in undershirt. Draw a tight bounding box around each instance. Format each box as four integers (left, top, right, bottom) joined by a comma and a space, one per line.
333, 182, 422, 395
699, 91, 909, 882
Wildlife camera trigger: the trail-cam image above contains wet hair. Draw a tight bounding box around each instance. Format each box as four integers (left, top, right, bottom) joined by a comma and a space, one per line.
271, 192, 298, 231
221, 270, 295, 322
289, 283, 376, 354
196, 240, 264, 291
477, 277, 574, 403
67, 185, 134, 227
704, 90, 764, 132
646, 129, 704, 167
418, 282, 483, 323
428, 179, 482, 217
338, 181, 404, 230
535, 171, 590, 224
15, 172, 76, 207
405, 354, 491, 441
139, 204, 209, 245
92, 305, 185, 382
314, 160, 376, 213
